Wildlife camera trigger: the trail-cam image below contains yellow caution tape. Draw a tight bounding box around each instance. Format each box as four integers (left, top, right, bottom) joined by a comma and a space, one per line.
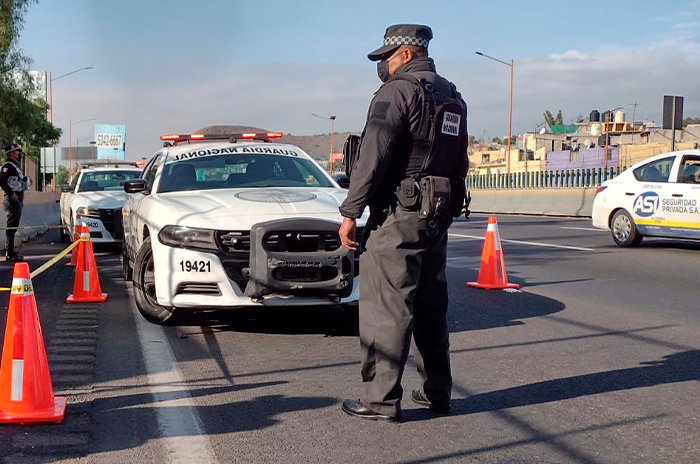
0, 240, 80, 292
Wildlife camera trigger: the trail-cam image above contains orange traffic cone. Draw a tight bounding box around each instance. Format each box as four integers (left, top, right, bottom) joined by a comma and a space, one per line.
0, 263, 67, 424
65, 216, 83, 268
467, 217, 520, 290
66, 225, 107, 303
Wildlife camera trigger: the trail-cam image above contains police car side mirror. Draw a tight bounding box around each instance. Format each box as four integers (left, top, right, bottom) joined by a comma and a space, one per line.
124, 179, 147, 194
61, 184, 73, 193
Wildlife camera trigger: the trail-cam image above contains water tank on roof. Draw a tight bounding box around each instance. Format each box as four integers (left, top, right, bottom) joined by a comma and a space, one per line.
601, 111, 611, 122
590, 110, 600, 122
614, 110, 625, 123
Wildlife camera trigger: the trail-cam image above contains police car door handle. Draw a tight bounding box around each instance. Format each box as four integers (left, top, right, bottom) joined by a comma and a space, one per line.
625, 192, 635, 196
672, 194, 684, 198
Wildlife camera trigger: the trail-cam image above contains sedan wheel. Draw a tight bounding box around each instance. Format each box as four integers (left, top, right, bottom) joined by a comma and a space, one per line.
611, 210, 643, 247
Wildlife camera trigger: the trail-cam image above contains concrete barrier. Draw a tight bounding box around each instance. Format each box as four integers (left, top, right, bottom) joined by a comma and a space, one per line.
0, 191, 61, 251
470, 188, 596, 217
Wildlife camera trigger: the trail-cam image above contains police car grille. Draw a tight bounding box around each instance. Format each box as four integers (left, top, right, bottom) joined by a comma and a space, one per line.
99, 208, 122, 238
265, 232, 340, 252
216, 230, 251, 255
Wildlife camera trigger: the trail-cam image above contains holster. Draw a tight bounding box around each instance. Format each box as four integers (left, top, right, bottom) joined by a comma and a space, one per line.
419, 176, 451, 219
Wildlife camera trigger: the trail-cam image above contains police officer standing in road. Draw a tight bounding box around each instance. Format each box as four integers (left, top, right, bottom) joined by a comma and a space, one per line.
1, 144, 29, 262
338, 24, 469, 422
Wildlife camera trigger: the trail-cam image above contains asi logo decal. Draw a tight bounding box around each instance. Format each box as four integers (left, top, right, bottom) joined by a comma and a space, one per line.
633, 191, 660, 217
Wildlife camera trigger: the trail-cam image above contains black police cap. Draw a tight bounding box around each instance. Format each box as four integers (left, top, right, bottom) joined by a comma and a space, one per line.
368, 24, 433, 62
3, 144, 22, 155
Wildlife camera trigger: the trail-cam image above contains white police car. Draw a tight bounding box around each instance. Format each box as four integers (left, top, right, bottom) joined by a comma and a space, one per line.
121, 132, 367, 325
592, 150, 700, 247
59, 162, 142, 244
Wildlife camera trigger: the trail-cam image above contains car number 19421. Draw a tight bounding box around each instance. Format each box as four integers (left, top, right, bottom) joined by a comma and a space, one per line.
179, 260, 211, 272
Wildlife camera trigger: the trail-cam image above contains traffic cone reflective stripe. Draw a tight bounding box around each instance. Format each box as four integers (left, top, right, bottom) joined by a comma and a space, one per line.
467, 217, 519, 290
0, 263, 66, 424
66, 226, 107, 303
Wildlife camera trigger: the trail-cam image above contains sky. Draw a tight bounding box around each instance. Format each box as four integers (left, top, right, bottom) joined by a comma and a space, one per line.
16, 0, 700, 162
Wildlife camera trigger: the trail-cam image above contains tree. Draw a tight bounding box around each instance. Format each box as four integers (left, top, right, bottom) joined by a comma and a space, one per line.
55, 165, 68, 186
492, 136, 502, 144
0, 0, 62, 153
468, 135, 476, 146
683, 117, 700, 128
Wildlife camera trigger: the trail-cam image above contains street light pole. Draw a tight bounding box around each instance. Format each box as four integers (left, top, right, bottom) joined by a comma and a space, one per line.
69, 118, 96, 177
311, 113, 337, 173
49, 66, 93, 190
476, 51, 514, 174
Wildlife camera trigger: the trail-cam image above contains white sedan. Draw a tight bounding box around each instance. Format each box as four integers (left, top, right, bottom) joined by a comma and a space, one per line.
59, 163, 142, 243
592, 150, 700, 246
121, 132, 367, 325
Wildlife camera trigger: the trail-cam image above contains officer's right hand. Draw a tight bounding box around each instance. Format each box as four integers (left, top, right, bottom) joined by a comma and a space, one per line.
339, 216, 359, 250
10, 193, 18, 202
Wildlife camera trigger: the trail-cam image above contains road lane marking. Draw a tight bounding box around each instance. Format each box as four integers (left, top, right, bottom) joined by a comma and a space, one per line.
559, 227, 605, 232
449, 233, 595, 251
128, 285, 218, 464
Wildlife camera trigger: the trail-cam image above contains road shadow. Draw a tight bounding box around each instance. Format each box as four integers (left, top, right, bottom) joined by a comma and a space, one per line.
198, 304, 360, 337
448, 287, 565, 332
404, 350, 700, 422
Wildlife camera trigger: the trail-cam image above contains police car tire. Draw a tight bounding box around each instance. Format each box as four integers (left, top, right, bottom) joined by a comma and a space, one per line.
121, 243, 133, 281
133, 237, 179, 325
611, 210, 643, 248
59, 223, 71, 243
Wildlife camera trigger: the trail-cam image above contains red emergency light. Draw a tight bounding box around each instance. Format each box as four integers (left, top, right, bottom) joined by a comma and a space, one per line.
160, 132, 284, 143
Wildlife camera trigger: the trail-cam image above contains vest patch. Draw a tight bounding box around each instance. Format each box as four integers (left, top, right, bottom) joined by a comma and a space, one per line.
441, 112, 461, 136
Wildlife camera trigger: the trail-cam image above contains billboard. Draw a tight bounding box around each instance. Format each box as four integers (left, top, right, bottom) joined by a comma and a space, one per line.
94, 124, 126, 160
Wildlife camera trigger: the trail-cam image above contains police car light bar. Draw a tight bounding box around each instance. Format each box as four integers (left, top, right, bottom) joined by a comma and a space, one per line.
160, 132, 284, 143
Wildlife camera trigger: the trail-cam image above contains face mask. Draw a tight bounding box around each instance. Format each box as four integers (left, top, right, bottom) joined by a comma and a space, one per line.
377, 61, 390, 83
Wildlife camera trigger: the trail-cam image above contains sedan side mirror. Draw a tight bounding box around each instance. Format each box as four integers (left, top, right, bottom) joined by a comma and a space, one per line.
124, 179, 148, 194
61, 184, 73, 193
337, 177, 350, 189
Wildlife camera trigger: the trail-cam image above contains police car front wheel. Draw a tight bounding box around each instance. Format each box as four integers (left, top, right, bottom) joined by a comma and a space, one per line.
611, 209, 643, 248
133, 237, 180, 325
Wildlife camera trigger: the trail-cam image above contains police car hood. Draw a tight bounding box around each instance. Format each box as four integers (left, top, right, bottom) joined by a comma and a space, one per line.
155, 187, 357, 227
76, 191, 128, 209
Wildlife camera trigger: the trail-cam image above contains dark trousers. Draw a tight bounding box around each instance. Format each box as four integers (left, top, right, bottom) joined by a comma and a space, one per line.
4, 197, 23, 255
359, 207, 452, 416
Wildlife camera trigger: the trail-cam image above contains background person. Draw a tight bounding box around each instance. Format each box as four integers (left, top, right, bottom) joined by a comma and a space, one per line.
338, 24, 469, 422
1, 144, 29, 261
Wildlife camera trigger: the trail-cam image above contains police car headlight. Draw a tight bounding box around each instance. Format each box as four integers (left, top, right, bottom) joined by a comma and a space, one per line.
158, 225, 218, 250
76, 206, 101, 218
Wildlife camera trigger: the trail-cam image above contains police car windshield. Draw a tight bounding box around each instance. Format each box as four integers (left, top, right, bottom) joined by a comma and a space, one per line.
158, 153, 333, 193
78, 170, 141, 192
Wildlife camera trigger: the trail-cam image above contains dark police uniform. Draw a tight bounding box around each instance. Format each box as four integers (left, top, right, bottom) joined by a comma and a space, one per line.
340, 25, 469, 420
1, 145, 27, 260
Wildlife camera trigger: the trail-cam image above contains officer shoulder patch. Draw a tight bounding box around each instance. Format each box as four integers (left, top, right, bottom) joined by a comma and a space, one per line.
2, 168, 7, 173
371, 101, 391, 120
441, 111, 461, 136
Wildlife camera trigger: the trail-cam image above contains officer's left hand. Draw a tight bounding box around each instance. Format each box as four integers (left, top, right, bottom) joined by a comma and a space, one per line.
339, 217, 359, 250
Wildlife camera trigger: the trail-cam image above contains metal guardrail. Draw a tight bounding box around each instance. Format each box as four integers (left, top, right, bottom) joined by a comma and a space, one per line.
466, 166, 627, 190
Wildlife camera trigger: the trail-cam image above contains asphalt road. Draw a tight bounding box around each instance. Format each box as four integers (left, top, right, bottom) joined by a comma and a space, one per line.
0, 215, 698, 464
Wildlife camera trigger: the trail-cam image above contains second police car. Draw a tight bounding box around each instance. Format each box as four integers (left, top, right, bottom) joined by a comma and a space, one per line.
60, 161, 142, 243
592, 150, 700, 246
122, 132, 368, 325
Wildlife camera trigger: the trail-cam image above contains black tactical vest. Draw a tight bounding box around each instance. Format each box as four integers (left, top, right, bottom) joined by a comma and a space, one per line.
388, 70, 468, 180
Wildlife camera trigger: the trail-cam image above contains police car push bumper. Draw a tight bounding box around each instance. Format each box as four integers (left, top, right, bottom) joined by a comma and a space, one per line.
244, 218, 353, 300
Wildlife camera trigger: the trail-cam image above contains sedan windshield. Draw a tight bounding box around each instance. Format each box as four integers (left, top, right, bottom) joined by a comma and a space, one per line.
158, 154, 333, 193
79, 170, 141, 192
